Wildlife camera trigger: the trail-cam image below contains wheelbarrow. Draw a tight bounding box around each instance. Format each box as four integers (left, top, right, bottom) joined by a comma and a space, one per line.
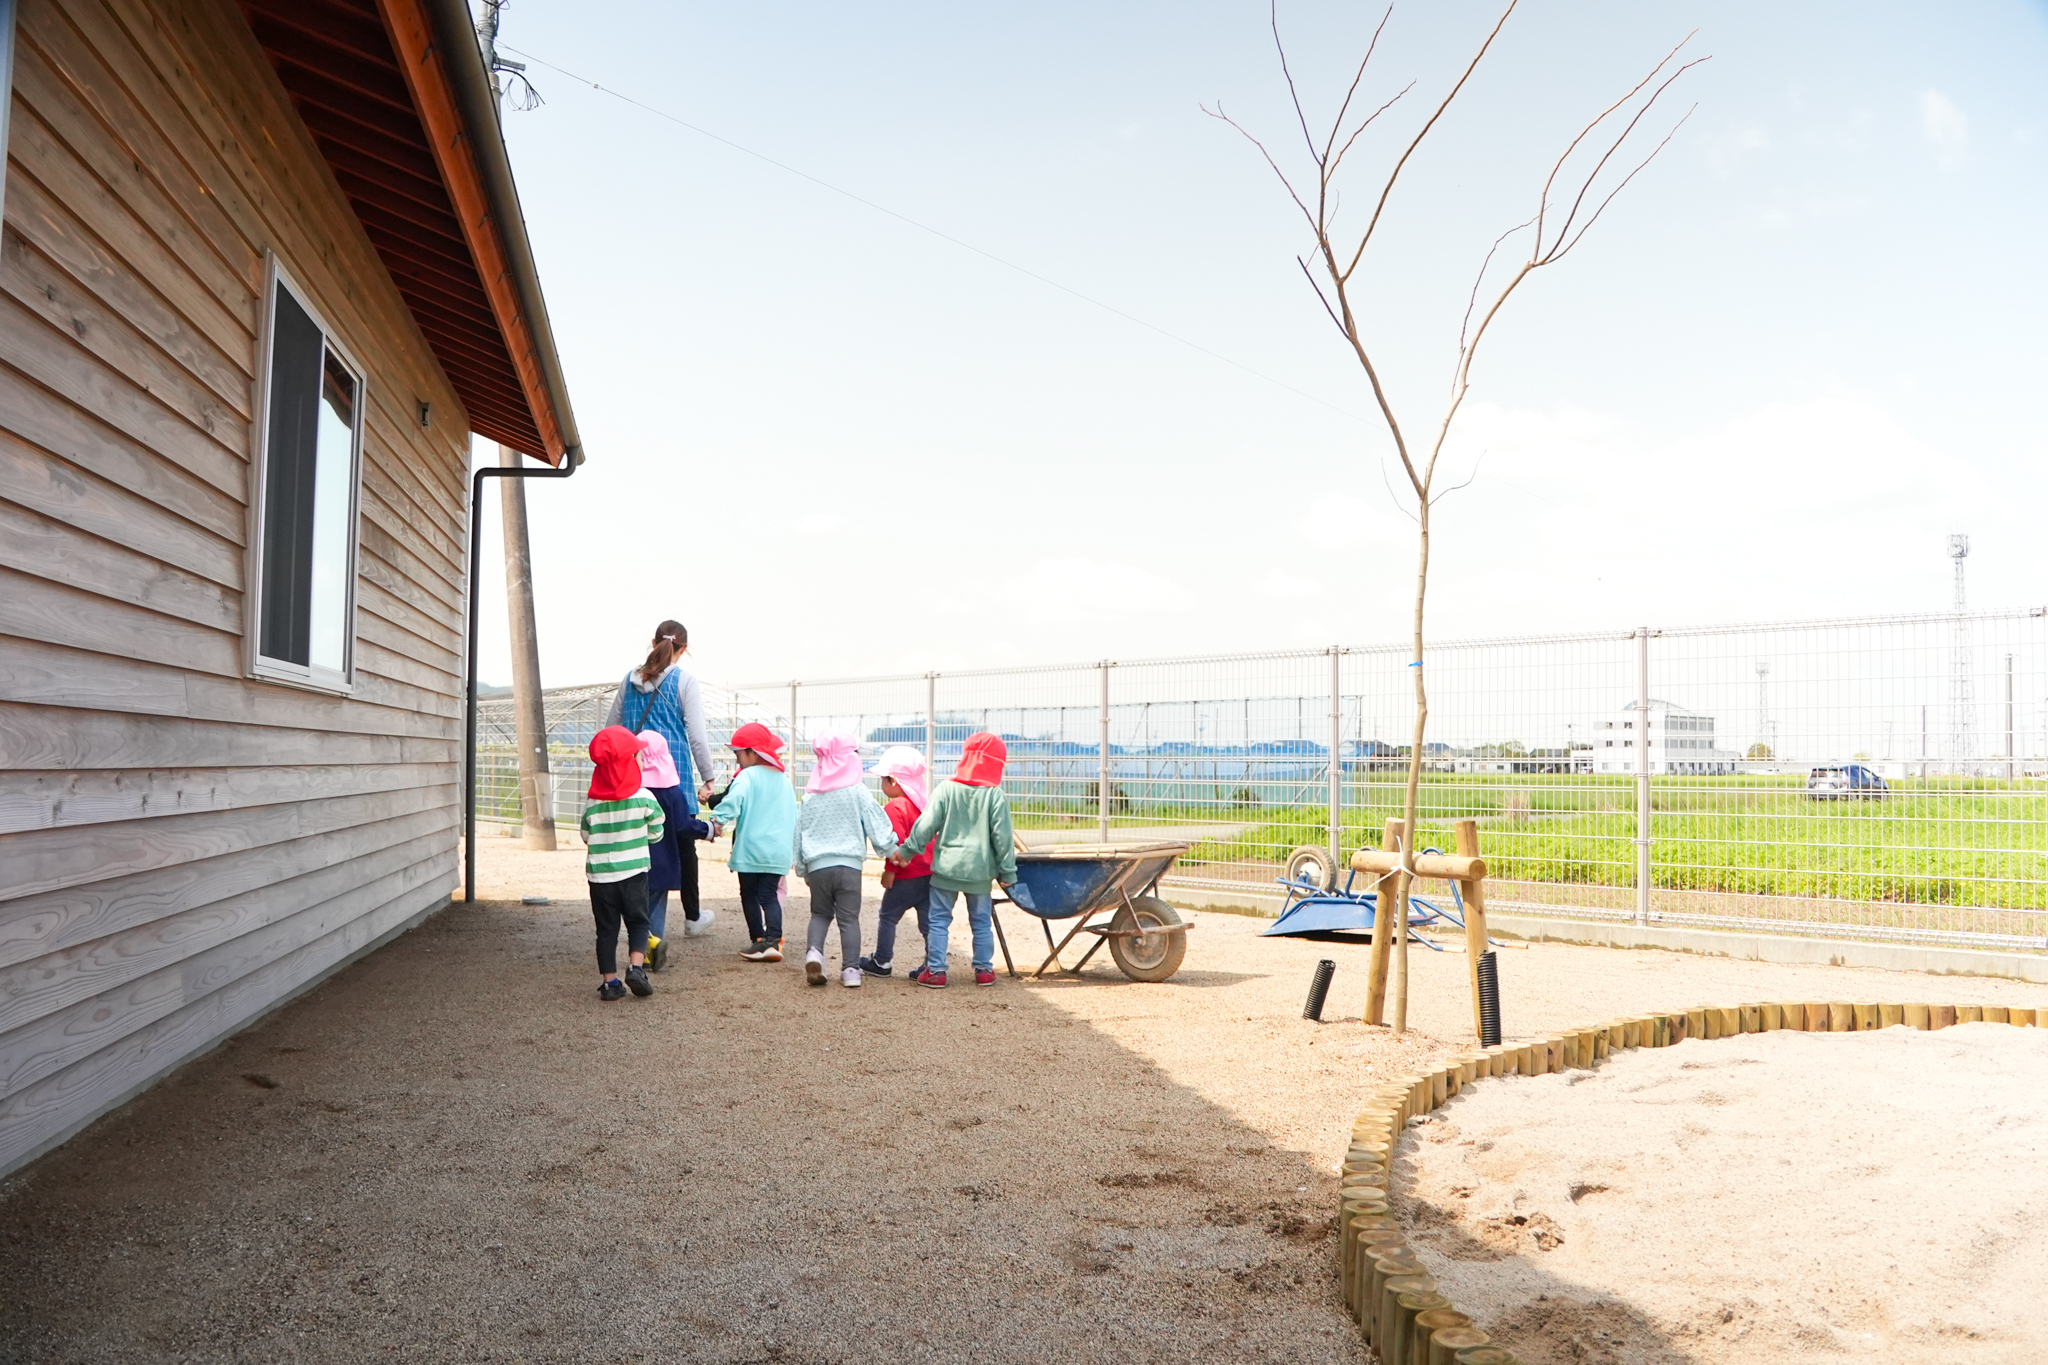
1260, 843, 1472, 948
991, 841, 1194, 982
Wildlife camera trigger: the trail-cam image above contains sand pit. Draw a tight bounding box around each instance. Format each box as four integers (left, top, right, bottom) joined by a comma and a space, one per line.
1399, 1025, 2048, 1365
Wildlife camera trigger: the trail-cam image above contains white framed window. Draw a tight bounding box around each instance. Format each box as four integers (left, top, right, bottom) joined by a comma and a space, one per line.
250, 259, 364, 692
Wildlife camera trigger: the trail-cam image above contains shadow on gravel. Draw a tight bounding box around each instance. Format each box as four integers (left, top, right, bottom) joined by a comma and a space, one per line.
0, 893, 1368, 1365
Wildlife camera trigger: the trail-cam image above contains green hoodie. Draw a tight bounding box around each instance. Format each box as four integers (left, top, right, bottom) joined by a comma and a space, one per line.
894, 780, 1018, 894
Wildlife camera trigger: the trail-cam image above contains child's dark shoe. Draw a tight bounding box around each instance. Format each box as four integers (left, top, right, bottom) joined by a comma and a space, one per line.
625, 965, 653, 997
740, 938, 773, 961
599, 978, 627, 1001
856, 955, 891, 977
646, 936, 667, 971
975, 968, 997, 987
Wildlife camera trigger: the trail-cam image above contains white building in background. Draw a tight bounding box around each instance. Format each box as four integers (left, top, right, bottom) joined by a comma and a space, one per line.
1592, 700, 1742, 775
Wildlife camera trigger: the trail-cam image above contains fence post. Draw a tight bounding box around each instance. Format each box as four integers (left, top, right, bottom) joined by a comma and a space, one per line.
789, 681, 799, 789
1328, 646, 1342, 868
925, 672, 937, 783
1098, 660, 1112, 842
2006, 653, 2015, 780
1635, 627, 1652, 926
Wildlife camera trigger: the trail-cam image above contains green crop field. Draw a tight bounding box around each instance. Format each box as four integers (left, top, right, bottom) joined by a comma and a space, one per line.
1018, 774, 2047, 912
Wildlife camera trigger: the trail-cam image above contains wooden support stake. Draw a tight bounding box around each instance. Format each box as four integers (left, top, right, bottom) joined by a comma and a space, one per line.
1984, 1006, 2009, 1024
1828, 1002, 1855, 1032
1594, 1024, 1612, 1061
1414, 1309, 1476, 1365
1904, 1003, 1931, 1030
1739, 1004, 1762, 1033
1854, 1002, 1880, 1031
1687, 1008, 1709, 1040
1803, 1002, 1829, 1032
1958, 1004, 1983, 1023
1779, 1001, 1806, 1032
1363, 818, 1407, 1026
1717, 1006, 1741, 1037
1397, 1293, 1453, 1365
1931, 1004, 1957, 1029
1760, 1002, 1783, 1031
1878, 1003, 1904, 1028
1454, 818, 1491, 1042
2016, 1008, 2039, 1027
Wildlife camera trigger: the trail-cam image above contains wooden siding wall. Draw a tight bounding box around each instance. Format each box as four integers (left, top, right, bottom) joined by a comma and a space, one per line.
0, 0, 471, 1175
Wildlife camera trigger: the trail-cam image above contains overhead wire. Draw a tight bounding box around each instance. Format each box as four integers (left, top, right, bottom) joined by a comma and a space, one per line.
497, 43, 1371, 425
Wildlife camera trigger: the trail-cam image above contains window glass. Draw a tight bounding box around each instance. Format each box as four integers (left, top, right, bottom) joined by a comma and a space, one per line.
258, 276, 361, 684
310, 349, 358, 672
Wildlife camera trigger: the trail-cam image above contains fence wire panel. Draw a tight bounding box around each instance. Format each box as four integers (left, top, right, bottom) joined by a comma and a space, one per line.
474, 609, 2048, 950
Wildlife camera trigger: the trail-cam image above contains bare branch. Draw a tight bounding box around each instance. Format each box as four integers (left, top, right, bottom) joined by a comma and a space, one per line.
1542, 55, 1709, 258
1551, 103, 1698, 261
1296, 256, 1350, 340
1317, 6, 1396, 167
1429, 450, 1486, 506
1343, 0, 1520, 283
1325, 83, 1414, 184
1202, 103, 1319, 233
1534, 34, 1697, 251
1380, 458, 1422, 524
1458, 216, 1536, 359
1270, 0, 1323, 166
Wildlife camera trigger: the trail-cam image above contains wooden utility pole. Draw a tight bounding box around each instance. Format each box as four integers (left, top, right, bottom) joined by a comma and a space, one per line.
498, 441, 555, 850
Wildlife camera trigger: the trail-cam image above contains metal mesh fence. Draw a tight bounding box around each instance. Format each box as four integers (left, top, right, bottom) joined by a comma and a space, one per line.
475, 608, 2048, 950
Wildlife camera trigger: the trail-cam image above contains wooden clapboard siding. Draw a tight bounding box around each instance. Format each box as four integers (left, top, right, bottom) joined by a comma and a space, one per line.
0, 803, 454, 971
0, 760, 448, 835
0, 0, 488, 1178
0, 501, 240, 633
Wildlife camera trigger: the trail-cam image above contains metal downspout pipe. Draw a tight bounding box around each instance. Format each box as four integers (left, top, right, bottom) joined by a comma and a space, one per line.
465, 444, 582, 905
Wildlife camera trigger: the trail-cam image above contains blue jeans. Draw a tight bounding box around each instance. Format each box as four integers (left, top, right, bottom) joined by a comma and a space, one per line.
925, 886, 994, 975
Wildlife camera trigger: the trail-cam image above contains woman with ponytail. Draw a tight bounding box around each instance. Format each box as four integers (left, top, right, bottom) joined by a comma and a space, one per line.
604, 620, 718, 959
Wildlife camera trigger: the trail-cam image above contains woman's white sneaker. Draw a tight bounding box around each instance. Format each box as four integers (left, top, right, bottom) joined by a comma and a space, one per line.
684, 908, 716, 937
841, 967, 863, 988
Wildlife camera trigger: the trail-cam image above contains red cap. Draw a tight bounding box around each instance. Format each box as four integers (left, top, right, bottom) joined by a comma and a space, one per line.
953, 731, 1007, 787
730, 721, 786, 771
587, 725, 646, 801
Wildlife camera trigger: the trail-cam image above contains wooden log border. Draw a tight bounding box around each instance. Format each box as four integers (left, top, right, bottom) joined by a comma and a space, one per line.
1335, 1001, 2046, 1364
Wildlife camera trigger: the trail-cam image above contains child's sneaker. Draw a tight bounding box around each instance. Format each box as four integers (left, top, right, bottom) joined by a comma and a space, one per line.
625, 964, 653, 997
646, 936, 667, 971
760, 939, 783, 963
911, 966, 946, 989
684, 908, 716, 938
856, 954, 891, 977
740, 938, 776, 961
599, 978, 627, 1001
841, 967, 862, 988
804, 950, 827, 986
975, 968, 997, 987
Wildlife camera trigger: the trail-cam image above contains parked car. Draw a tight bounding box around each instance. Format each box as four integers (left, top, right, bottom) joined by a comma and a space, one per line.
1807, 764, 1888, 799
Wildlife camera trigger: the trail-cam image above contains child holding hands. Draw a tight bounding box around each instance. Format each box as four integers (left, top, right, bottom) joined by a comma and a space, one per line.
580, 725, 664, 1000
791, 730, 900, 987
858, 746, 935, 978
705, 722, 796, 962
887, 732, 1021, 988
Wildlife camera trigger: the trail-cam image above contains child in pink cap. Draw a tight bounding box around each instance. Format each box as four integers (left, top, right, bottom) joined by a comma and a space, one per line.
636, 730, 712, 971
858, 745, 935, 979
792, 729, 899, 987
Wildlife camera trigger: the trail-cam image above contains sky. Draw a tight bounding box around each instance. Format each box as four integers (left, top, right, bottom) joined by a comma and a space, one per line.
465, 0, 2048, 691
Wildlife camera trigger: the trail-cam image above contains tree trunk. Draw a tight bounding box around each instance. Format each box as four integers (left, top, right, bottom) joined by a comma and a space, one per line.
1394, 499, 1432, 1033
499, 442, 556, 852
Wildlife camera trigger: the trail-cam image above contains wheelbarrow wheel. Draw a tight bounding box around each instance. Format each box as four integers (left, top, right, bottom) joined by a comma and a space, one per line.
1283, 845, 1337, 892
1108, 896, 1187, 982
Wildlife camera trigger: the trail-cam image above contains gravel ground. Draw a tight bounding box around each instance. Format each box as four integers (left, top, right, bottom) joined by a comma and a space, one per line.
3, 839, 2044, 1364
1398, 1027, 2048, 1365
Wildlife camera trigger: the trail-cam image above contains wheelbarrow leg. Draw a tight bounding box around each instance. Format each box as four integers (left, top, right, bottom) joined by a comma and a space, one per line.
1036, 916, 1096, 978
992, 906, 1018, 978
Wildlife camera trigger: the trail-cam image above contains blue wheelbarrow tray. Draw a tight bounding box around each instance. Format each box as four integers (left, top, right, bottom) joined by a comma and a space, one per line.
1262, 872, 1464, 950
995, 841, 1193, 980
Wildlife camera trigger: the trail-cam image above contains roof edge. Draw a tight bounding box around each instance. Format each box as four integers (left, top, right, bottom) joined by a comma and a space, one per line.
379, 0, 581, 466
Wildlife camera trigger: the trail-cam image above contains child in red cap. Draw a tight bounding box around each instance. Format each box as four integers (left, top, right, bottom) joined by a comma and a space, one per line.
887, 731, 1020, 988
704, 722, 796, 961
580, 726, 665, 1000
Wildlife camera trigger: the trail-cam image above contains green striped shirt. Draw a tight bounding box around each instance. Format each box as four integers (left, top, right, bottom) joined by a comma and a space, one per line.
580, 792, 665, 884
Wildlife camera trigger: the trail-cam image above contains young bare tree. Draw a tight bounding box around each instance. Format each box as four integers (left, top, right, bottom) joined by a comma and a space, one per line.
1209, 3, 1703, 1030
